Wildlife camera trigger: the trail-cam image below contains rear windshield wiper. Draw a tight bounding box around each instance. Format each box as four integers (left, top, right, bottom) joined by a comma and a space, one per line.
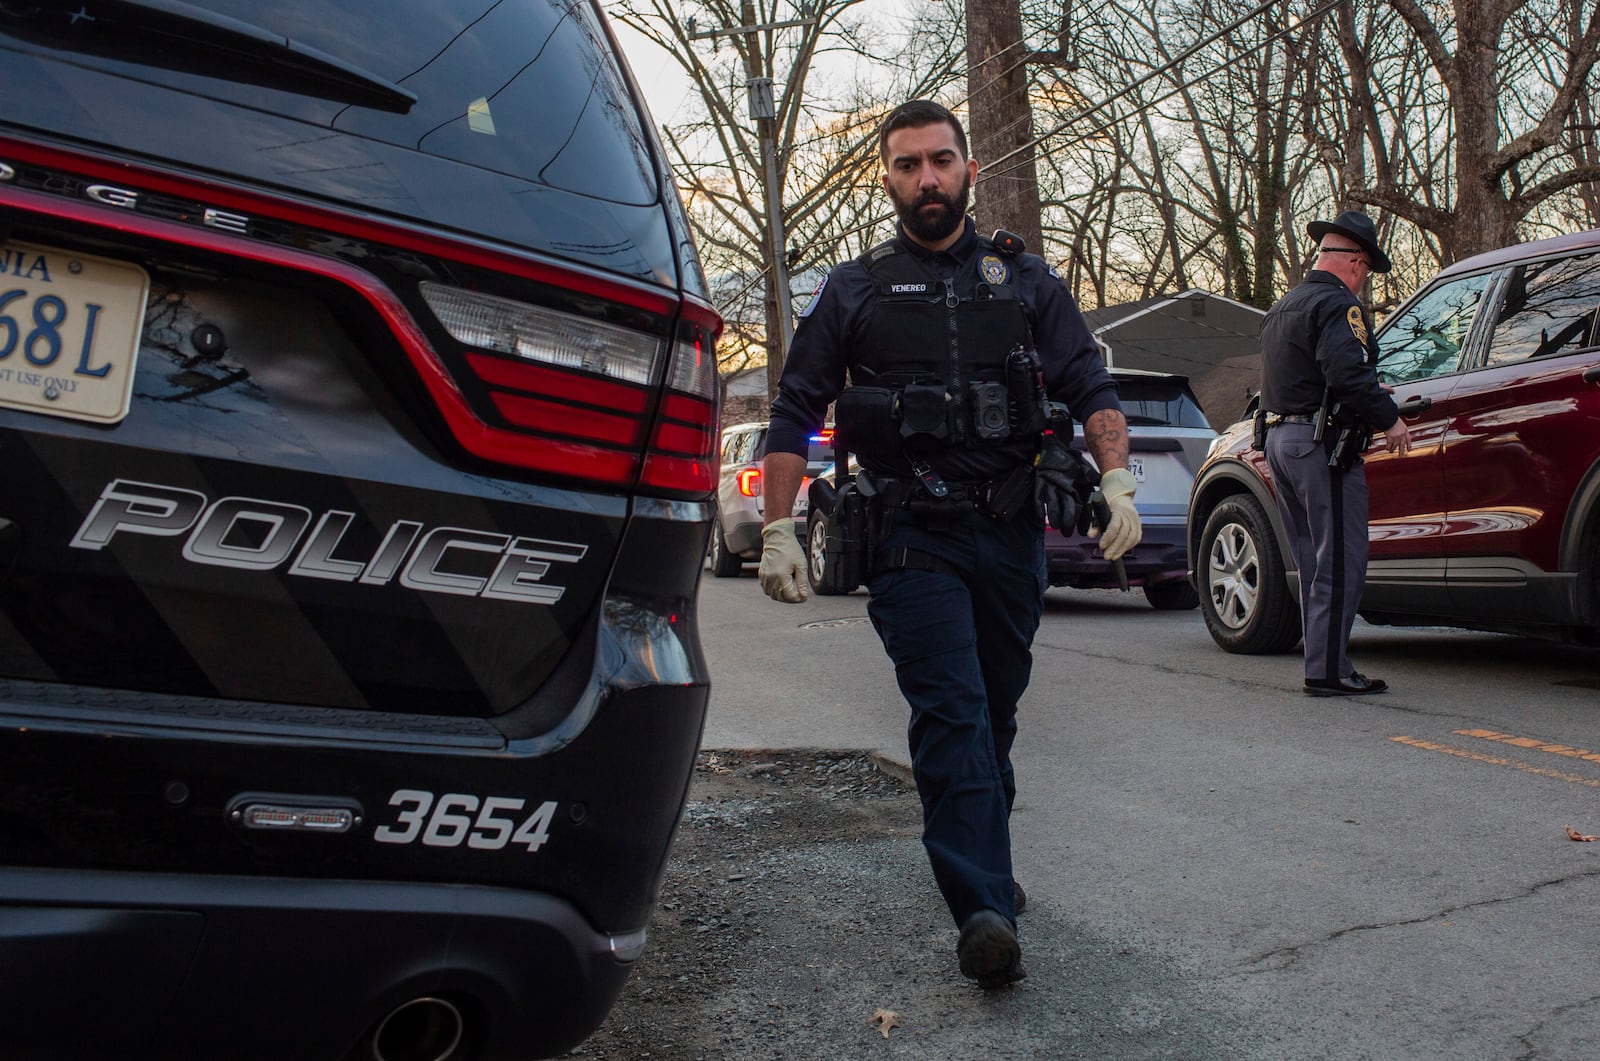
4, 0, 417, 113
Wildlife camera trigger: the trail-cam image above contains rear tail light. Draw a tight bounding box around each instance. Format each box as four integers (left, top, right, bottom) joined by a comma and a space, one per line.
419, 283, 720, 497
737, 469, 762, 497
639, 299, 720, 495
421, 282, 660, 383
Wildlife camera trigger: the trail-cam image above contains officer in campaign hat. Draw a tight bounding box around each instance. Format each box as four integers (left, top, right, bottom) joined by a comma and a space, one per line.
1258, 209, 1410, 695
752, 100, 1140, 988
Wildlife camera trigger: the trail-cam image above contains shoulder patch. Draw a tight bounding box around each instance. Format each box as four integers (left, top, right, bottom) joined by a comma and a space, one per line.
1346, 304, 1368, 345
1046, 263, 1063, 281
979, 254, 1010, 286
798, 274, 828, 318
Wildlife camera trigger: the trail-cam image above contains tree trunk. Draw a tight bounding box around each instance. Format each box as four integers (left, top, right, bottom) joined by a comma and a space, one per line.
1442, 4, 1520, 261
965, 0, 1043, 254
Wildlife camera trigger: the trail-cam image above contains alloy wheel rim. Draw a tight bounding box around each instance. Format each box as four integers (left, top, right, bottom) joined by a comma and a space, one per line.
1207, 520, 1259, 630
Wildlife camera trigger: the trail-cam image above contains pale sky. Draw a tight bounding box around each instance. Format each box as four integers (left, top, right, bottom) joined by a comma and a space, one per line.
607, 12, 697, 129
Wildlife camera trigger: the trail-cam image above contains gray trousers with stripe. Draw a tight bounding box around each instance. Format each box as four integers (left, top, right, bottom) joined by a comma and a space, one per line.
1265, 422, 1369, 682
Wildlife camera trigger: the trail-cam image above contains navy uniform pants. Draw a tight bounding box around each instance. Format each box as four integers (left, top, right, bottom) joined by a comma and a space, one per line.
1266, 422, 1369, 682
865, 504, 1046, 928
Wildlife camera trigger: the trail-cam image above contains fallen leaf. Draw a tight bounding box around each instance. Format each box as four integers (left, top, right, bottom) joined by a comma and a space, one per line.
1567, 825, 1598, 842
867, 1008, 901, 1039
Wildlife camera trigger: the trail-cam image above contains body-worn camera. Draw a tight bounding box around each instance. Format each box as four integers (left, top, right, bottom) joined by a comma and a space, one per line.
970, 381, 1010, 441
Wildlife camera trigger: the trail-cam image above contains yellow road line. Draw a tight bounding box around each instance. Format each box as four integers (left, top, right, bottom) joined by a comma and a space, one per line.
1389, 735, 1600, 788
1456, 728, 1600, 764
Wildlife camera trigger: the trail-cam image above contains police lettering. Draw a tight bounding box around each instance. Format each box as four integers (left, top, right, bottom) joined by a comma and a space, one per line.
69, 479, 586, 606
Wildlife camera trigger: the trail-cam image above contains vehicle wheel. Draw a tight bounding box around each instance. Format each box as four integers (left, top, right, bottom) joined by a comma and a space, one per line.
1198, 493, 1301, 653
709, 518, 743, 577
1143, 579, 1199, 610
806, 511, 840, 595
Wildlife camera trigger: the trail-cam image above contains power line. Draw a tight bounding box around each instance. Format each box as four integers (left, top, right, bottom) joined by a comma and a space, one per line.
687, 0, 1349, 314
982, 0, 1342, 185
788, 0, 1343, 264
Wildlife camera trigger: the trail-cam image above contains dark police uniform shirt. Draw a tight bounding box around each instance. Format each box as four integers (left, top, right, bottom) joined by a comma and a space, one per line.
1258, 270, 1399, 430
766, 218, 1120, 467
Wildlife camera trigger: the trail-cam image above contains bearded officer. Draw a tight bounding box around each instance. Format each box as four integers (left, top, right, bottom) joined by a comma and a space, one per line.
752, 99, 1140, 988
1259, 210, 1411, 696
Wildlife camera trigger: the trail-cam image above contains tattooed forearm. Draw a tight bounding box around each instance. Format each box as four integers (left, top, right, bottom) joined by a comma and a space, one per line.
1083, 408, 1129, 471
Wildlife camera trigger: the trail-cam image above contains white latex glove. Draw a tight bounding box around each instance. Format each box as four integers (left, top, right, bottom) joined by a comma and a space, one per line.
757, 518, 809, 603
1091, 467, 1142, 562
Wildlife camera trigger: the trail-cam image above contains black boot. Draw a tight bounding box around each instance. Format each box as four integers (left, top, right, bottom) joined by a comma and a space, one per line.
957, 910, 1026, 989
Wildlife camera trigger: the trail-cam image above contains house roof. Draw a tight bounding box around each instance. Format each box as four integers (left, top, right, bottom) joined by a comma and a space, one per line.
1087, 289, 1268, 428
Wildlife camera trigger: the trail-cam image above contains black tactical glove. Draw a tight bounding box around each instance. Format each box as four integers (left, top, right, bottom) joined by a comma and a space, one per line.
1033, 431, 1098, 536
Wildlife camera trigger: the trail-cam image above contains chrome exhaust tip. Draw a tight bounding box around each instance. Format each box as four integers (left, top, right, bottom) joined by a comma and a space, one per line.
370, 996, 464, 1061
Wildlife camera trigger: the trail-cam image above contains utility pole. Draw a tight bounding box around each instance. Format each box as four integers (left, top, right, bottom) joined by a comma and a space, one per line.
689, 2, 815, 399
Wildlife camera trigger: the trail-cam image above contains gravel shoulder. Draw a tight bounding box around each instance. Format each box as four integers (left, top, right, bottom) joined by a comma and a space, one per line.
572, 750, 1259, 1061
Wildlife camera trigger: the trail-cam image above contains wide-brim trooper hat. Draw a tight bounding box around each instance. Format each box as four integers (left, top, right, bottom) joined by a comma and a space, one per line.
1306, 210, 1392, 273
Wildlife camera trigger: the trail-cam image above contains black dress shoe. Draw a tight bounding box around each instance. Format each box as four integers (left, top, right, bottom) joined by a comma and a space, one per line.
1304, 672, 1388, 696
957, 909, 1026, 989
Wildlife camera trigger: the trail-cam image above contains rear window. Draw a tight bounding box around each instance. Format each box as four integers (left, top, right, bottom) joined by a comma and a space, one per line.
1115, 378, 1210, 429
329, 0, 659, 205
15, 0, 661, 207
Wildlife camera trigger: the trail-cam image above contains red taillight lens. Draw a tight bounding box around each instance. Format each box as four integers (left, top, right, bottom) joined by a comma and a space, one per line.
421, 283, 721, 497
639, 299, 722, 496
737, 468, 762, 497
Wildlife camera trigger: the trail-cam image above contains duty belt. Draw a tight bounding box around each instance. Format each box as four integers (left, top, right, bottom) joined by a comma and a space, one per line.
865, 472, 981, 510
1265, 412, 1317, 426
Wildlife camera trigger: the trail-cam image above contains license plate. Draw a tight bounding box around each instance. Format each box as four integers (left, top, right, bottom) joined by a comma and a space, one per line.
1128, 456, 1145, 483
0, 242, 150, 424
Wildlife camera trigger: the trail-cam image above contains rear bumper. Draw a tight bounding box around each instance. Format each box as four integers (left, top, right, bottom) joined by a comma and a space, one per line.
0, 868, 632, 1061
0, 500, 713, 1059
1045, 521, 1188, 589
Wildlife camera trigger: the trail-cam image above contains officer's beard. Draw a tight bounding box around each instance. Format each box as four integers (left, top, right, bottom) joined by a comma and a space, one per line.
890, 174, 971, 244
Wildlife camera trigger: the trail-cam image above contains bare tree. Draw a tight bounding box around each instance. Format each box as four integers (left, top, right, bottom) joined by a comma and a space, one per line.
1335, 0, 1600, 262
1027, 0, 1328, 308
611, 0, 963, 398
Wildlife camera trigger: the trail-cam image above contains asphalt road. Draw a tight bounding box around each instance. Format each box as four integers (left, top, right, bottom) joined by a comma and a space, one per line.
696, 567, 1600, 1059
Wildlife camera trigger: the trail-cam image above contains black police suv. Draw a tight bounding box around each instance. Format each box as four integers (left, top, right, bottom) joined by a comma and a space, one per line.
0, 3, 721, 1059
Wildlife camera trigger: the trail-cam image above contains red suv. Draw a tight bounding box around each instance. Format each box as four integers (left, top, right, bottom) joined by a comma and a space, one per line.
1188, 229, 1600, 653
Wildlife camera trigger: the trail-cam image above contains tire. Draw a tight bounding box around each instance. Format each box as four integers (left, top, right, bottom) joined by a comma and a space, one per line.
710, 517, 744, 577
1198, 493, 1301, 653
1143, 579, 1199, 610
806, 511, 840, 595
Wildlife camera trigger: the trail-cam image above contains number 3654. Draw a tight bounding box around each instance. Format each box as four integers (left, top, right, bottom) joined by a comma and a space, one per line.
373, 789, 557, 852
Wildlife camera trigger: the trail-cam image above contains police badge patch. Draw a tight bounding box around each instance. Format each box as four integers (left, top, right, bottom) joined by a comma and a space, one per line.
980, 254, 1009, 285
1346, 305, 1368, 344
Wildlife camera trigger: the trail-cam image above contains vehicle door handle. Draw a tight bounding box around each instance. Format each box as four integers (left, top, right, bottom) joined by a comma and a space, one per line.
1397, 396, 1432, 416
1584, 366, 1600, 384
